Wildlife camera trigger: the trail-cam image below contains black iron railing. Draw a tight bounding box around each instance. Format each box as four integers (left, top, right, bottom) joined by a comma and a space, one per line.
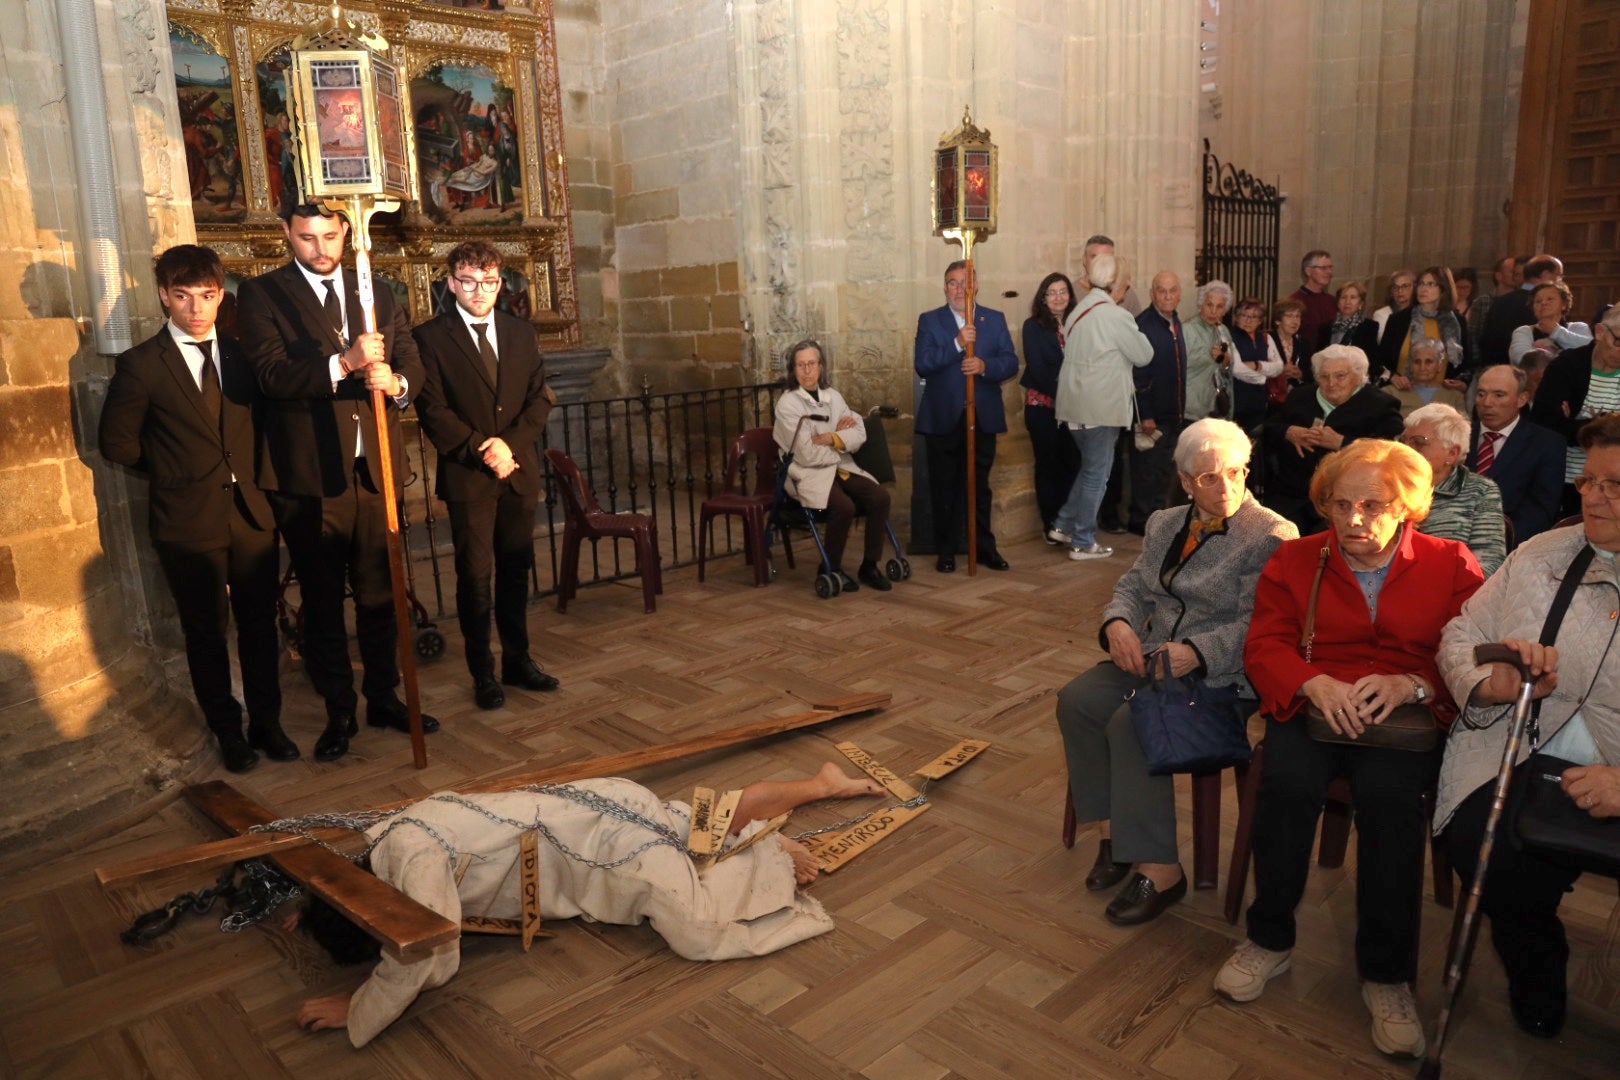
1196, 138, 1283, 305
396, 381, 781, 616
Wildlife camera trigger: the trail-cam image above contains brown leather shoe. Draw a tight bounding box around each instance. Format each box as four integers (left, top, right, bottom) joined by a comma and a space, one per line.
1085, 838, 1131, 892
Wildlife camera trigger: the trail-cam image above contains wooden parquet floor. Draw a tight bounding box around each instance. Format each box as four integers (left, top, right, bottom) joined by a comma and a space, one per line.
2, 535, 1617, 1079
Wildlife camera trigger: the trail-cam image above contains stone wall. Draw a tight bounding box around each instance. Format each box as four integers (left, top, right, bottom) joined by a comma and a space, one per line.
1202, 0, 1524, 298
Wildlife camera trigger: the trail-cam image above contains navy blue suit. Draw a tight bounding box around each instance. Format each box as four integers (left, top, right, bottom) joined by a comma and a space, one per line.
913, 303, 1017, 556
1130, 307, 1188, 526
1467, 415, 1566, 546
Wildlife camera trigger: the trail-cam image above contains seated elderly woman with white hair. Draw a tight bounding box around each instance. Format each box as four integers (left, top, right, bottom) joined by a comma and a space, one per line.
1183, 281, 1235, 422
1263, 344, 1404, 533
1056, 419, 1295, 926
1400, 402, 1507, 574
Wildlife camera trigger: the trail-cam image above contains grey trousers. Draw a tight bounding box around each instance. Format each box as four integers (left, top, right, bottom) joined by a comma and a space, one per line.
1055, 661, 1178, 864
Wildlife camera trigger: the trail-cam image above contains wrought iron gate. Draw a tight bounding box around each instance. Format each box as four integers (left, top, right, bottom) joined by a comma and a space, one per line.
1196, 139, 1283, 305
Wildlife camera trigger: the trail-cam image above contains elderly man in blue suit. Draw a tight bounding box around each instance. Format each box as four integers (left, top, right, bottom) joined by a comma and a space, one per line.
914, 260, 1019, 572
1468, 363, 1566, 546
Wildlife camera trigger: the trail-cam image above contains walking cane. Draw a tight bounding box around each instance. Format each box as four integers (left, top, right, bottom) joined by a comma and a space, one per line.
1417, 642, 1540, 1079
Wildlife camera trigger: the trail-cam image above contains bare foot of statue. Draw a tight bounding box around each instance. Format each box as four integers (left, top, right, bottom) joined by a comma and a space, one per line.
815, 761, 886, 800
778, 835, 820, 885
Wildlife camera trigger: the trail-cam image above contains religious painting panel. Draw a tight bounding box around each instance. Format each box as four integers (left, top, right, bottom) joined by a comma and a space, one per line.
255, 46, 299, 219
413, 62, 523, 227
169, 26, 246, 224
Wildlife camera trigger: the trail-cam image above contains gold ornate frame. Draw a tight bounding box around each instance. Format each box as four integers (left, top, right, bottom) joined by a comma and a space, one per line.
165, 0, 578, 345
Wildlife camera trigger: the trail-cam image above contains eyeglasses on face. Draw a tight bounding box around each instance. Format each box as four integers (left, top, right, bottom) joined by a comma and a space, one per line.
453, 276, 502, 293
1327, 497, 1395, 519
1400, 435, 1433, 449
1188, 465, 1248, 488
1574, 475, 1620, 500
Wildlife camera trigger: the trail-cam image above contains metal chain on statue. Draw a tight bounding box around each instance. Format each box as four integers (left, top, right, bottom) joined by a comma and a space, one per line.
120, 860, 303, 943
788, 784, 931, 842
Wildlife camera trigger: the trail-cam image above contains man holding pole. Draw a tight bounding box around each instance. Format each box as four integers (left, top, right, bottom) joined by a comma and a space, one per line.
237, 203, 437, 762
913, 260, 1018, 573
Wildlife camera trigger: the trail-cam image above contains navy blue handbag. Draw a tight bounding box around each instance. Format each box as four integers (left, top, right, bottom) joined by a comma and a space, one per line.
1126, 650, 1254, 776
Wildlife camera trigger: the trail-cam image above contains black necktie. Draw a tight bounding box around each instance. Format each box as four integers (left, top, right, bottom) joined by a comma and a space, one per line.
322, 278, 344, 341
472, 322, 498, 384
192, 339, 221, 430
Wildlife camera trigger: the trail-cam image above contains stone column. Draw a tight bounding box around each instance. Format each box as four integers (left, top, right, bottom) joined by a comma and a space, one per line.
0, 0, 198, 855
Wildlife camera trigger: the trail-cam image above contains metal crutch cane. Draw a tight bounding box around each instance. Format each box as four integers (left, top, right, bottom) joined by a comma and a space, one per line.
1417, 642, 1541, 1079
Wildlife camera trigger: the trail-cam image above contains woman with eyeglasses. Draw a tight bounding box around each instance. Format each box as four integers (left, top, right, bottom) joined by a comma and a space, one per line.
1021, 272, 1081, 539
1056, 419, 1295, 926
1265, 298, 1311, 410
1383, 338, 1466, 418
1371, 268, 1415, 345
1401, 402, 1506, 574
1434, 414, 1620, 1040
1217, 438, 1484, 1059
1228, 297, 1281, 433
1375, 266, 1468, 388
1263, 345, 1404, 534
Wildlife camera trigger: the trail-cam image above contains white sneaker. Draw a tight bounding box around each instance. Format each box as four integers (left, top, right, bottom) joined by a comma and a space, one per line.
1213, 940, 1292, 1002
1068, 543, 1113, 561
1045, 527, 1071, 546
1362, 981, 1426, 1058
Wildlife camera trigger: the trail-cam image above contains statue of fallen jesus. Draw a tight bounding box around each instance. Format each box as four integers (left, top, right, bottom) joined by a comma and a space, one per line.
293, 763, 886, 1046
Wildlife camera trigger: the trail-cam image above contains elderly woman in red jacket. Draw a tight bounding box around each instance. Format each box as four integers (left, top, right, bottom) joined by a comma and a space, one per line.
1213, 438, 1484, 1061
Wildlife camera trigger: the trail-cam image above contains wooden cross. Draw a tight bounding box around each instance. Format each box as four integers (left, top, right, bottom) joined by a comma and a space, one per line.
101, 692, 893, 960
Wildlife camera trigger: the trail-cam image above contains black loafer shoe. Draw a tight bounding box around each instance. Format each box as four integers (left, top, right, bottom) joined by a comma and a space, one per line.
857, 561, 892, 591
246, 721, 300, 762
1085, 838, 1131, 892
935, 554, 956, 573
1508, 977, 1566, 1039
474, 675, 506, 710
979, 553, 1011, 571
1104, 871, 1187, 926
313, 715, 354, 762
366, 697, 441, 734
837, 569, 860, 593
215, 730, 260, 774
502, 657, 560, 692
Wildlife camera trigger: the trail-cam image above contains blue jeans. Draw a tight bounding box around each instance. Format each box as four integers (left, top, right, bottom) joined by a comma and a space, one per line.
1053, 426, 1119, 548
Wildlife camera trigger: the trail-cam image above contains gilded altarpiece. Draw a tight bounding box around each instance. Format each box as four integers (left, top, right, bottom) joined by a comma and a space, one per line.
163, 0, 579, 345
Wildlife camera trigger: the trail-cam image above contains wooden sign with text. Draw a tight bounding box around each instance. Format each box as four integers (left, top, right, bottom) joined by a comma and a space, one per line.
805, 802, 931, 873
913, 739, 990, 780
836, 742, 920, 801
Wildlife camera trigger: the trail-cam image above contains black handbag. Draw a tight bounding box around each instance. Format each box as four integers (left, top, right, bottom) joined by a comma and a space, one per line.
1508, 753, 1620, 876
1127, 650, 1253, 776
1505, 544, 1620, 873
1297, 545, 1438, 752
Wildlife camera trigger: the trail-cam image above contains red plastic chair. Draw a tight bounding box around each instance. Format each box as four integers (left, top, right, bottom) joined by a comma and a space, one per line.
543, 448, 663, 614
697, 427, 784, 587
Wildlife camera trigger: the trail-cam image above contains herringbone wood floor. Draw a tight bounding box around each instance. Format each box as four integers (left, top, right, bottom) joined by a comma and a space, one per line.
2, 535, 1616, 1079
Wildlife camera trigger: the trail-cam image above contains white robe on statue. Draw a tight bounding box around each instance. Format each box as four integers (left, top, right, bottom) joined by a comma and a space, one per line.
346, 778, 833, 1047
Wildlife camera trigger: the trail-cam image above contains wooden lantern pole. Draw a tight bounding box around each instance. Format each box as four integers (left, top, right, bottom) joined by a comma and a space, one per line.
959, 230, 978, 576
329, 192, 426, 769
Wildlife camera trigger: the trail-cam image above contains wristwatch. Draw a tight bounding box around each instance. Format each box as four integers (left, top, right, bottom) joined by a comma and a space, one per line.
1406, 675, 1428, 704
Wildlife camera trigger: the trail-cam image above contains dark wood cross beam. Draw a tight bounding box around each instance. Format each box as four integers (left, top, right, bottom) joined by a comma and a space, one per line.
100, 691, 892, 959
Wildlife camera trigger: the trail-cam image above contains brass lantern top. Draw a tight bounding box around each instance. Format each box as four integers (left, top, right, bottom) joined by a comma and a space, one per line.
932, 105, 998, 238
285, 5, 417, 206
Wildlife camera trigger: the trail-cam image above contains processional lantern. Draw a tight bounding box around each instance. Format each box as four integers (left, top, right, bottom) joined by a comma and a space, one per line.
284, 5, 429, 768
929, 106, 998, 575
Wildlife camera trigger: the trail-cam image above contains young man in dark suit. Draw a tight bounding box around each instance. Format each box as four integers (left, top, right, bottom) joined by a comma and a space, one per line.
235, 204, 436, 762
99, 245, 291, 773
913, 260, 1019, 572
413, 241, 557, 710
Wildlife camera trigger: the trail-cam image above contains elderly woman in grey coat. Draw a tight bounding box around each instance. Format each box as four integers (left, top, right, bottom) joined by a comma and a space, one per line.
1435, 415, 1620, 1040
1056, 419, 1297, 926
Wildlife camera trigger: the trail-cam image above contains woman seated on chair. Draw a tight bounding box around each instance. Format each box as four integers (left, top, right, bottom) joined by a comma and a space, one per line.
1216, 438, 1484, 1060
1434, 415, 1620, 1040
773, 339, 893, 593
1056, 419, 1295, 926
